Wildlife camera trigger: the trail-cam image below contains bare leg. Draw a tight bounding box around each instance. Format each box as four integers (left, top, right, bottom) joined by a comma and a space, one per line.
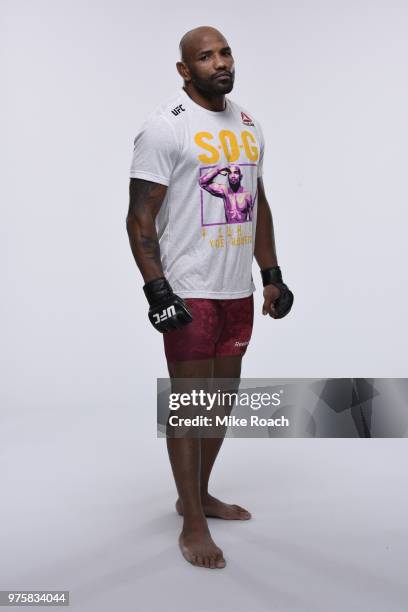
167, 358, 226, 569
176, 355, 251, 520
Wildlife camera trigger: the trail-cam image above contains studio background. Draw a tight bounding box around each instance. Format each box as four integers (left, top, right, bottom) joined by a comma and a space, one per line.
3, 1, 408, 611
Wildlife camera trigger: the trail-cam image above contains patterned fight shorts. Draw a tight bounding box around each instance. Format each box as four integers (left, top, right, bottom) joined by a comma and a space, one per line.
163, 295, 254, 362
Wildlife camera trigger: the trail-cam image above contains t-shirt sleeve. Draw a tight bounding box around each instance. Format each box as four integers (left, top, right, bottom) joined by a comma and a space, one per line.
129, 114, 179, 186
256, 120, 265, 178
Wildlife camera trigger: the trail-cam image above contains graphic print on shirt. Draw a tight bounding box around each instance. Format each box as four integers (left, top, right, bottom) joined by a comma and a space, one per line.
194, 128, 260, 249
199, 163, 257, 225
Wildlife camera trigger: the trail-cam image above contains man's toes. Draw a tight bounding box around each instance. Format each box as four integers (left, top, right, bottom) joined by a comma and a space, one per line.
196, 555, 204, 567
209, 556, 216, 569
233, 504, 251, 518
204, 556, 210, 568
185, 553, 196, 566
239, 510, 251, 519
216, 555, 226, 568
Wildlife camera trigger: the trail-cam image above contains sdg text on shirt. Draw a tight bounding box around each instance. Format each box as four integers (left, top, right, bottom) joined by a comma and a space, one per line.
194, 130, 259, 163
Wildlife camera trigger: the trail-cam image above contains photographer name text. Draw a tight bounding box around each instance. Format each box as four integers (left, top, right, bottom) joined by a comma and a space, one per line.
168, 415, 289, 427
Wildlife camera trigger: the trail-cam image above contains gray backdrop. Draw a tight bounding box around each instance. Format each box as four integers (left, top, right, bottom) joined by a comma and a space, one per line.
2, 1, 408, 611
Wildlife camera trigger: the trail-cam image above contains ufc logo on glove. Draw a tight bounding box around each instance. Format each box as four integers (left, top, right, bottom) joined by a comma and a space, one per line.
143, 278, 193, 333
153, 305, 177, 325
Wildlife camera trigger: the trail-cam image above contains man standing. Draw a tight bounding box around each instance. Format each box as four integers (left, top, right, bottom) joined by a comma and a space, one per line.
127, 25, 293, 569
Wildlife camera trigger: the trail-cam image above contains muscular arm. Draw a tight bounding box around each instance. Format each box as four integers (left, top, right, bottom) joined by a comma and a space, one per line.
126, 178, 167, 282
199, 166, 226, 197
254, 177, 278, 269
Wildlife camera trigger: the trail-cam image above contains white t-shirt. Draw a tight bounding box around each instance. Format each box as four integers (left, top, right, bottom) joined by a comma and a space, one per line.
129, 87, 265, 299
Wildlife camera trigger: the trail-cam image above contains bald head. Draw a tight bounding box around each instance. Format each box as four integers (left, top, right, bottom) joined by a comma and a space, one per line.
179, 26, 227, 63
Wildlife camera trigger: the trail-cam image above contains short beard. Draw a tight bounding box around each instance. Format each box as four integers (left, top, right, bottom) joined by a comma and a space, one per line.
192, 72, 235, 96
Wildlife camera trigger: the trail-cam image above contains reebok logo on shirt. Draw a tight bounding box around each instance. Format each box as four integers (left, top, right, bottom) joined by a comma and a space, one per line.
241, 111, 254, 126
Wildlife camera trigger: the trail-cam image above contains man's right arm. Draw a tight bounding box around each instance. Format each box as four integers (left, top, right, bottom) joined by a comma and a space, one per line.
126, 178, 167, 282
126, 177, 193, 332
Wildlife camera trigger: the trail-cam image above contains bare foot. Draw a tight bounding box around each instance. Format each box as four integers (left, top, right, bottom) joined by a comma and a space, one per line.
176, 494, 251, 520
179, 523, 226, 569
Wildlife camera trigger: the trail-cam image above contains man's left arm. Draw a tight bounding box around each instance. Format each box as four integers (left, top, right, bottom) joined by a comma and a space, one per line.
254, 177, 294, 319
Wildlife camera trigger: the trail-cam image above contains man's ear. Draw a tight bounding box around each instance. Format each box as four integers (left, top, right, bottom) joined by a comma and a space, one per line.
176, 61, 190, 82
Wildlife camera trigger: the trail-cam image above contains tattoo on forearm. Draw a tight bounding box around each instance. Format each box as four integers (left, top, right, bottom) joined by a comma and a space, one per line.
128, 179, 165, 216
127, 179, 167, 274
140, 233, 161, 264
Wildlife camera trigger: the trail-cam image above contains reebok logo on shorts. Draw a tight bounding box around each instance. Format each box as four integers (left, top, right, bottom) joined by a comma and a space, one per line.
163, 296, 254, 361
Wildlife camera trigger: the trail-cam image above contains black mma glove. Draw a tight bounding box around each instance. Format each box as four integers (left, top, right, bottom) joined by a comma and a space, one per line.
261, 266, 294, 319
143, 277, 193, 333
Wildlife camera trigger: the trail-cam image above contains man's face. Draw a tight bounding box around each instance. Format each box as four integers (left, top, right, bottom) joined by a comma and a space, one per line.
184, 34, 235, 95
228, 166, 241, 186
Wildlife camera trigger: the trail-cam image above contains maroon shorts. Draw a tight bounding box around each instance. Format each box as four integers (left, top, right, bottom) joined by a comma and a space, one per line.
163, 295, 254, 363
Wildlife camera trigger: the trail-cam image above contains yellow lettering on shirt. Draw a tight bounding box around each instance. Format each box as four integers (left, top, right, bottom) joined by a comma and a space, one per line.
205, 225, 252, 248
195, 132, 219, 163
195, 130, 259, 163
219, 130, 240, 162
242, 130, 259, 161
